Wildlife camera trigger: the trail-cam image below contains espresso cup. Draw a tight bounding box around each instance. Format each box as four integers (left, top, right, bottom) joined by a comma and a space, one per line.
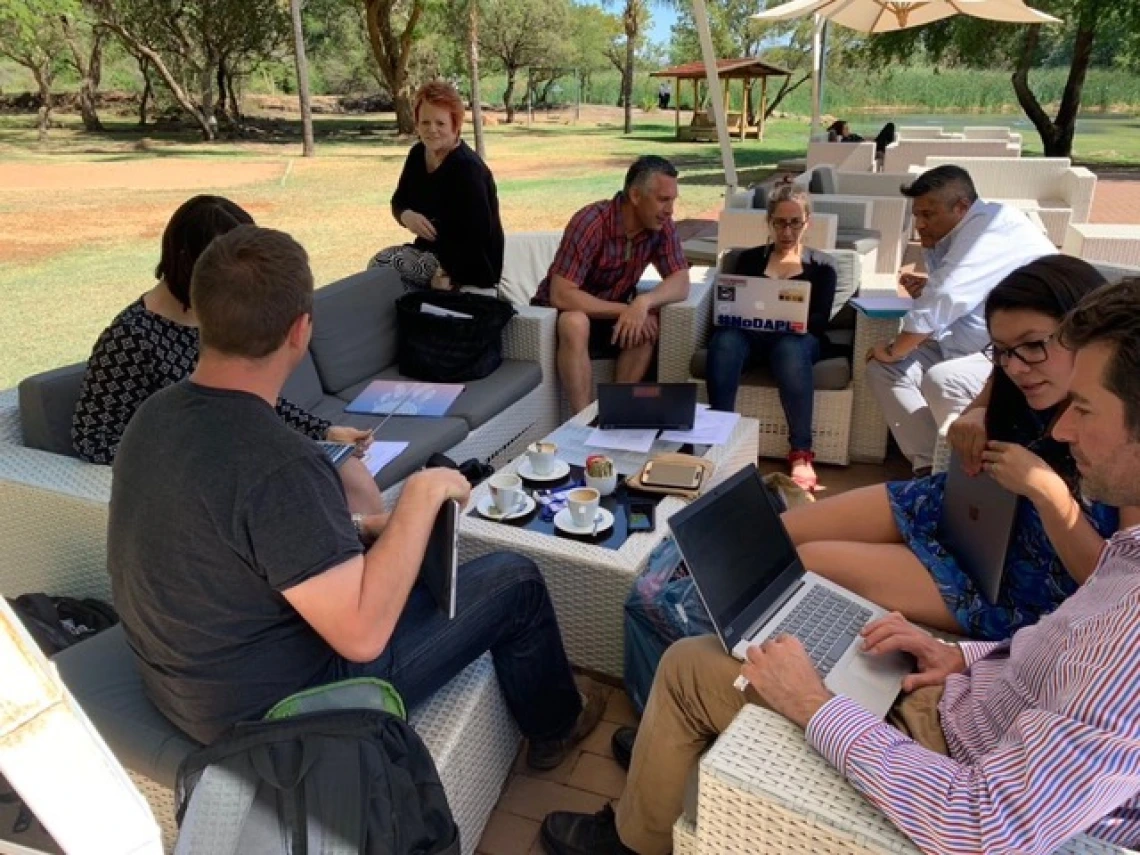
527, 441, 558, 476
488, 473, 524, 514
567, 487, 601, 529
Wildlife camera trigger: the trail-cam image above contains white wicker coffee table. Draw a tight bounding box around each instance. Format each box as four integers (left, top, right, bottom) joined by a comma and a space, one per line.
457, 404, 759, 677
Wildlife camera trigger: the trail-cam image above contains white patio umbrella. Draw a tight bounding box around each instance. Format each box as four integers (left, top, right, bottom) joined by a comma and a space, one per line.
750, 0, 1060, 138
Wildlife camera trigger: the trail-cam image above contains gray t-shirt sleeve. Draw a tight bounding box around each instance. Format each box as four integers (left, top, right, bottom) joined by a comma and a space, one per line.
244, 453, 364, 592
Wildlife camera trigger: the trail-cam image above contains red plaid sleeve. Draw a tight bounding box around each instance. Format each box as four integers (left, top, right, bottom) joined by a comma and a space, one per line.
653, 219, 688, 278
549, 203, 604, 287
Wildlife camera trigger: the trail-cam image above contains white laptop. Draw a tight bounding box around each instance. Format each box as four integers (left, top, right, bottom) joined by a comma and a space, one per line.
714, 274, 811, 334
668, 465, 909, 719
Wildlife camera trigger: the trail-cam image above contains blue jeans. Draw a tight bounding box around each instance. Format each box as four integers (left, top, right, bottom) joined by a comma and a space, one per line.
706, 328, 821, 452
333, 552, 582, 742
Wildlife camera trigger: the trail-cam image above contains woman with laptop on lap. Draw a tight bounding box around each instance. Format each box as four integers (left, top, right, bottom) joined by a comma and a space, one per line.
782, 255, 1138, 639
705, 182, 838, 492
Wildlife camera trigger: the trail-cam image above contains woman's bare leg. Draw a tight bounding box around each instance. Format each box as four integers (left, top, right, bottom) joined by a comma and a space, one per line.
782, 484, 904, 547
780, 484, 961, 632
797, 541, 960, 634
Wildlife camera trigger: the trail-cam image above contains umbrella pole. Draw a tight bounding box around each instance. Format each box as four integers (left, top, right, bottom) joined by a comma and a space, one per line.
810, 13, 823, 140
691, 0, 738, 201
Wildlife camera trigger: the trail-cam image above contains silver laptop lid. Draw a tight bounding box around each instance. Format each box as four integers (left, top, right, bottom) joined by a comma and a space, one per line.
714, 274, 811, 333
668, 465, 804, 648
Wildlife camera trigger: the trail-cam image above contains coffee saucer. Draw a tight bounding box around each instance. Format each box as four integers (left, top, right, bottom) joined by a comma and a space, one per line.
518, 458, 571, 482
553, 507, 614, 536
477, 493, 536, 521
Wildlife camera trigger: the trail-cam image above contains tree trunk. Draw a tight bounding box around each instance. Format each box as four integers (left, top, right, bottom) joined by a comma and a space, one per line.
503, 68, 517, 124
290, 0, 315, 156
363, 0, 425, 135
226, 71, 240, 123
467, 0, 485, 158
61, 17, 105, 132
622, 13, 636, 134
764, 73, 811, 120
138, 57, 152, 127
1012, 9, 1098, 160
31, 64, 52, 142
216, 62, 229, 124
104, 22, 215, 140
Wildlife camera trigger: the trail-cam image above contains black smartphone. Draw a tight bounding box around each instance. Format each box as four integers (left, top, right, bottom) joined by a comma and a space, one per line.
627, 498, 656, 532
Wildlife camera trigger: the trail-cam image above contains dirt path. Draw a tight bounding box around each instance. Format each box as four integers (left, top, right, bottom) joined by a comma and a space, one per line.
0, 159, 285, 191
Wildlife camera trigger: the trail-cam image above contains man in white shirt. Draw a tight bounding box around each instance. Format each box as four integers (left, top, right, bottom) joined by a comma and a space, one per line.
865, 165, 1055, 474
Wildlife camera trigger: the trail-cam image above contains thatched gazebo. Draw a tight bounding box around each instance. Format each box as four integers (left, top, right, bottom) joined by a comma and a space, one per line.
650, 58, 791, 142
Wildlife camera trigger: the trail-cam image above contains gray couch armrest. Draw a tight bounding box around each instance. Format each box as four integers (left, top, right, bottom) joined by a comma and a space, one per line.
659, 278, 715, 383
503, 305, 560, 435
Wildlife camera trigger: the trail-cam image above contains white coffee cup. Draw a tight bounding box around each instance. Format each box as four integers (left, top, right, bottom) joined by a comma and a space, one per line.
567, 487, 600, 529
527, 441, 558, 476
489, 473, 524, 514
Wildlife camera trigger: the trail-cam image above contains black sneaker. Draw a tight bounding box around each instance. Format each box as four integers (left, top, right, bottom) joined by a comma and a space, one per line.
527, 681, 608, 771
611, 726, 637, 772
541, 804, 637, 854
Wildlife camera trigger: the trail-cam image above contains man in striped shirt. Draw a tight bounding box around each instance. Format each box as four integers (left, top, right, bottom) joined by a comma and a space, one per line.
541, 277, 1140, 855
532, 156, 690, 414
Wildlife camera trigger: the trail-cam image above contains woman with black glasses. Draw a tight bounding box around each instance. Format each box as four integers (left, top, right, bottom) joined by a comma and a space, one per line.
705, 182, 837, 492
777, 256, 1135, 640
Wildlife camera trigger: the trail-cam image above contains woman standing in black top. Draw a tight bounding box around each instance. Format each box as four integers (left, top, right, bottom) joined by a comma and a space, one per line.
705, 183, 838, 492
368, 81, 505, 291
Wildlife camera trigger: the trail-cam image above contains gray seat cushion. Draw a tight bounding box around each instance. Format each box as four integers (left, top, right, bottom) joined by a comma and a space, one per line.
689, 349, 851, 391
338, 360, 542, 432
309, 267, 404, 395
280, 352, 327, 413
308, 396, 470, 489
18, 361, 87, 457
808, 166, 837, 196
836, 229, 881, 255
54, 625, 199, 788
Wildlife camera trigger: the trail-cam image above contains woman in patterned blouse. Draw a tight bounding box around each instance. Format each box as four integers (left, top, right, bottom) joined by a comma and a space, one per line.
72, 195, 384, 514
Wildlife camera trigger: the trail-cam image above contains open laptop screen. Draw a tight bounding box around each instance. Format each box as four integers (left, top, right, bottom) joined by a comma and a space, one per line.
668, 466, 802, 638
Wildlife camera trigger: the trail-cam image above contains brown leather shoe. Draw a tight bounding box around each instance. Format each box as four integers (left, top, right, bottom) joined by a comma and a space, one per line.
527, 680, 608, 771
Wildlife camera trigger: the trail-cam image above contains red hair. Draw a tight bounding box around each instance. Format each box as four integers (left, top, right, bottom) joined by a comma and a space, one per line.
414, 81, 465, 134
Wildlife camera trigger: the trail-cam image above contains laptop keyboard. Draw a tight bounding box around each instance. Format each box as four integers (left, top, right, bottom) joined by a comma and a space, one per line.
762, 586, 873, 677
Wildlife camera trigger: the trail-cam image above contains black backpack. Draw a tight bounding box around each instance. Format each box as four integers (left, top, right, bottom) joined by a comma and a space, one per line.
6, 593, 118, 655
174, 707, 460, 854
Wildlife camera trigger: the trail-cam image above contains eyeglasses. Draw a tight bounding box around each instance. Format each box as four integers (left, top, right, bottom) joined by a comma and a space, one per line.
771, 218, 805, 232
983, 334, 1056, 367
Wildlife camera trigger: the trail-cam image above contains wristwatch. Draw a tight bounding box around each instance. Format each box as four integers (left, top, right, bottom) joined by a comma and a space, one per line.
351, 513, 367, 543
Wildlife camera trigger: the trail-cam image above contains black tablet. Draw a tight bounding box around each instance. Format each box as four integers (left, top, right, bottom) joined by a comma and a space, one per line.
420, 499, 460, 619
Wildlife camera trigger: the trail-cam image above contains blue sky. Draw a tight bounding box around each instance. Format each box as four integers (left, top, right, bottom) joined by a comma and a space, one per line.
578, 0, 680, 45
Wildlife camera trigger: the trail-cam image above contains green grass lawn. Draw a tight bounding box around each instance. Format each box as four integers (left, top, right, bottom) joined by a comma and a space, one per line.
1, 106, 1138, 391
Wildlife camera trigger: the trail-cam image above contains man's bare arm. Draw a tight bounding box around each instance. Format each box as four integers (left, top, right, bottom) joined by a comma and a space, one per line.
550, 274, 630, 318
282, 468, 471, 662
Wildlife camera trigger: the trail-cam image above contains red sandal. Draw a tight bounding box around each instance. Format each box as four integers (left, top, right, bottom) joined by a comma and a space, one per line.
788, 449, 819, 493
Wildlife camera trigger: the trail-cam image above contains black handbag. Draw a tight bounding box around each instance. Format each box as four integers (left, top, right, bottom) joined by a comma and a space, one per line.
395, 291, 516, 382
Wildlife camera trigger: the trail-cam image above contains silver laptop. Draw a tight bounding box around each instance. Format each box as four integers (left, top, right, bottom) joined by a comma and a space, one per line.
668, 465, 909, 719
714, 274, 810, 333
938, 451, 1019, 603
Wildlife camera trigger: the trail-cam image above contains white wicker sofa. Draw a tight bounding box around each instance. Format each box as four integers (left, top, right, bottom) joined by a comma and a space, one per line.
882, 138, 1021, 173
806, 140, 877, 173
0, 266, 556, 598
919, 155, 1096, 247
674, 704, 1135, 855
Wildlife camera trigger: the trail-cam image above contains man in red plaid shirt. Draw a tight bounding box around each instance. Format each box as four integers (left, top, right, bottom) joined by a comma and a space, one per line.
533, 156, 691, 414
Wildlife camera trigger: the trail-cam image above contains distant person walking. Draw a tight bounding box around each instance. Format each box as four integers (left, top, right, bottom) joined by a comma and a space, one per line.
657, 82, 671, 110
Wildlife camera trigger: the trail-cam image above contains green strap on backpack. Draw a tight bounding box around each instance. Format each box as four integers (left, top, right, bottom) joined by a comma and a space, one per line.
264, 676, 406, 722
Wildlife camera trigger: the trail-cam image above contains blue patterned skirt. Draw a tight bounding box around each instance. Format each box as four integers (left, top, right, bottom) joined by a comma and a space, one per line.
886, 474, 1118, 640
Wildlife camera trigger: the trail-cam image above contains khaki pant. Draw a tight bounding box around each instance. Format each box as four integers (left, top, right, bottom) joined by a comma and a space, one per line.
615, 636, 947, 855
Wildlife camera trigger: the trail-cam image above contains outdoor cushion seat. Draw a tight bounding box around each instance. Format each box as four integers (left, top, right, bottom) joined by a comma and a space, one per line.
836, 228, 881, 254
18, 362, 87, 456
687, 350, 852, 391
305, 399, 470, 488
337, 360, 542, 432
280, 351, 334, 413
55, 625, 198, 788
807, 166, 838, 196
309, 268, 402, 396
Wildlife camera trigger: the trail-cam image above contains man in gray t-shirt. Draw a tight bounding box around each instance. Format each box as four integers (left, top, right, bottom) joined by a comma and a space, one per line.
109, 225, 603, 771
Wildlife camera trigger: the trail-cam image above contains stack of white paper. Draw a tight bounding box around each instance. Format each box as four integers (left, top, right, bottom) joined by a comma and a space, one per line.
660, 406, 740, 446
